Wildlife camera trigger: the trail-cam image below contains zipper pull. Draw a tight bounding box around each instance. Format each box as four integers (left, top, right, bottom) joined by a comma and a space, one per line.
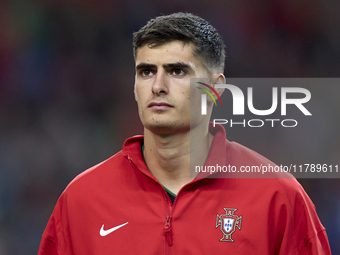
164, 215, 173, 246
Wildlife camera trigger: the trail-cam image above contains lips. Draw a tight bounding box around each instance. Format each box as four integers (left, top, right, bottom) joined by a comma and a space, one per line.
148, 101, 174, 110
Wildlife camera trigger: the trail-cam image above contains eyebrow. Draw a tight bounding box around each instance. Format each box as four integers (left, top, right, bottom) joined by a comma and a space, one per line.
135, 62, 192, 71
164, 62, 191, 69
135, 63, 156, 70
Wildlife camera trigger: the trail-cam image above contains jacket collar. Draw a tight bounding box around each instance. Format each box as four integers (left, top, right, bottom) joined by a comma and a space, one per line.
122, 123, 229, 179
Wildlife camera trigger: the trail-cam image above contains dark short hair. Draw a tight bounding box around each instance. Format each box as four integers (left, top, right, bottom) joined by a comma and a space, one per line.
133, 12, 226, 73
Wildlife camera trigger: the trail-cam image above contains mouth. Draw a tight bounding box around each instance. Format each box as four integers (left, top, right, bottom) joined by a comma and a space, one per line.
148, 102, 174, 110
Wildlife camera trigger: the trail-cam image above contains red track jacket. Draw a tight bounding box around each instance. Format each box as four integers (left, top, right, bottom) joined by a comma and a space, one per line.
39, 124, 331, 254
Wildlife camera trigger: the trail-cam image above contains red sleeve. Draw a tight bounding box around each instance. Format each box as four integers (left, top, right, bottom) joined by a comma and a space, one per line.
294, 189, 332, 255
297, 229, 332, 255
38, 215, 59, 255
38, 192, 72, 255
38, 237, 58, 255
277, 178, 332, 255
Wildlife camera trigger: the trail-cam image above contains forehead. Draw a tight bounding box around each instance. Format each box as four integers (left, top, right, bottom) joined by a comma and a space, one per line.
135, 41, 202, 67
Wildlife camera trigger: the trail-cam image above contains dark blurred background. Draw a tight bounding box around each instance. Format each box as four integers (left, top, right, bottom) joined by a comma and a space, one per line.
0, 0, 339, 254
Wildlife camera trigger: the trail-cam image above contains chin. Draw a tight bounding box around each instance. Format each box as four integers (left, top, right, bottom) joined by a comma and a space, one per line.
144, 120, 189, 135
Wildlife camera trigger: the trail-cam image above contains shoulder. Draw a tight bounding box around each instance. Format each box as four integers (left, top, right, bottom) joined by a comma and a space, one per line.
226, 142, 329, 253
227, 141, 277, 166
227, 141, 313, 204
56, 148, 140, 210
219, 138, 320, 224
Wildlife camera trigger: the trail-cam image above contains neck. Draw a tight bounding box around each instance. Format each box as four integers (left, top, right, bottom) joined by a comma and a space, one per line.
143, 124, 213, 194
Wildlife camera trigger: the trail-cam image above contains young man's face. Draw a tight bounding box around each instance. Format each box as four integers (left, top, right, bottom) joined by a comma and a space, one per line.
134, 41, 210, 135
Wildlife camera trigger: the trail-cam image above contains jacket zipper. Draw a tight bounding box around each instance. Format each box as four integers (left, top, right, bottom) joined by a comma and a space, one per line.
164, 215, 173, 246
162, 187, 173, 255
127, 156, 174, 254
162, 185, 182, 254
127, 155, 198, 254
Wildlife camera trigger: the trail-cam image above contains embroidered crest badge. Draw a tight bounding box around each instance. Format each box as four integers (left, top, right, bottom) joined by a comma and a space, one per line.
216, 208, 242, 242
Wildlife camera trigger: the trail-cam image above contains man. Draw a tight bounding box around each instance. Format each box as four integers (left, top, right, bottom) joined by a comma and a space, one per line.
39, 13, 331, 254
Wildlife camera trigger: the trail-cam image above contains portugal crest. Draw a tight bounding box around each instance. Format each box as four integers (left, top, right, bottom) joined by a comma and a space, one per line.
216, 208, 242, 242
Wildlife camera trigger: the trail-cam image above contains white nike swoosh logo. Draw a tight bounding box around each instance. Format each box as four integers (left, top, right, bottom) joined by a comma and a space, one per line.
100, 222, 129, 236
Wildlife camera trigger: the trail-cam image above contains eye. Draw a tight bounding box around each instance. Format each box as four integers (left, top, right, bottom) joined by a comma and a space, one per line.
141, 69, 154, 77
172, 69, 186, 76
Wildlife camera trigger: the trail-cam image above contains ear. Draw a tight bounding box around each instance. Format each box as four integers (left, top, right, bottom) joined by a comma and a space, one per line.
206, 73, 225, 103
134, 83, 137, 102
213, 73, 226, 97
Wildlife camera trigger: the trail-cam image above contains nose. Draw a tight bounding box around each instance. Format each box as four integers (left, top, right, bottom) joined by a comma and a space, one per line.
152, 70, 168, 96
